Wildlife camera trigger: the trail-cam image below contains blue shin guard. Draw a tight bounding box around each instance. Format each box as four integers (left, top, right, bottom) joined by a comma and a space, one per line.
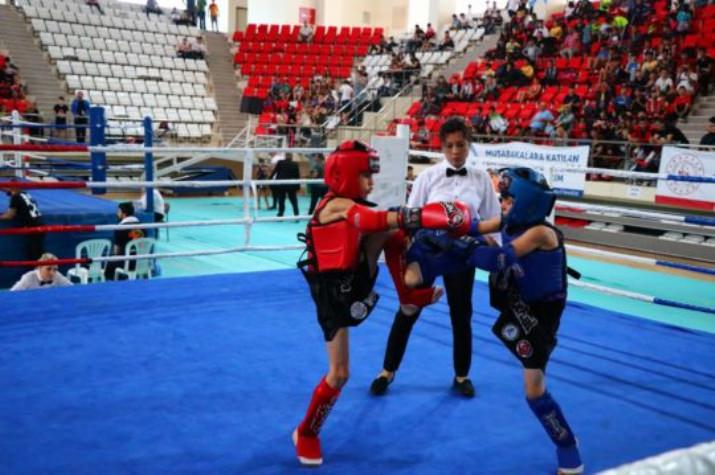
527, 391, 582, 473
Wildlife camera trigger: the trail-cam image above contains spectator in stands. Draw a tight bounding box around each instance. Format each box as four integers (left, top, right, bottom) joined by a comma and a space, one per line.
487, 105, 508, 134
529, 103, 554, 135
552, 104, 575, 138
71, 90, 90, 143
299, 21, 314, 43
450, 14, 462, 30
695, 48, 712, 95
1, 186, 44, 260
86, 0, 104, 15
170, 7, 181, 23
10, 253, 72, 291
307, 154, 327, 215
425, 23, 436, 41
176, 37, 194, 58
53, 96, 68, 140
522, 40, 541, 63
459, 13, 472, 29
560, 29, 581, 58
144, 0, 162, 18
516, 77, 542, 103
656, 114, 689, 145
338, 79, 354, 111
483, 75, 499, 100
270, 153, 300, 218
192, 37, 207, 59
197, 0, 207, 30
700, 117, 715, 147
542, 60, 559, 86
672, 85, 693, 122
439, 31, 455, 51
23, 102, 43, 139
105, 202, 143, 281
653, 69, 674, 99
209, 0, 219, 32
562, 85, 580, 109
185, 0, 197, 25
411, 120, 431, 148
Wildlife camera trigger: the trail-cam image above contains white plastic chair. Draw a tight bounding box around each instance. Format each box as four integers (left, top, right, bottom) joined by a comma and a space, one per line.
114, 238, 156, 280
67, 238, 112, 284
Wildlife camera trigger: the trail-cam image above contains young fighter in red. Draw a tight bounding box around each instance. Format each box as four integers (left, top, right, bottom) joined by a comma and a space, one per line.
294, 140, 471, 466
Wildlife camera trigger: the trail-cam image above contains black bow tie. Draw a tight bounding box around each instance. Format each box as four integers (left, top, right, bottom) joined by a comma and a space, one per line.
446, 168, 467, 177
40, 280, 53, 286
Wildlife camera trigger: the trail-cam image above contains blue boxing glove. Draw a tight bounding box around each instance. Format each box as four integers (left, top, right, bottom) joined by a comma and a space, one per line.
407, 230, 482, 286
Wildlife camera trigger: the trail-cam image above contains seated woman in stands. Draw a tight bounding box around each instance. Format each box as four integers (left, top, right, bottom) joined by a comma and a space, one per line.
515, 77, 542, 103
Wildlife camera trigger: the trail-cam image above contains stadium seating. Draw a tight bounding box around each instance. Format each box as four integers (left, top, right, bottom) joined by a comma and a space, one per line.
394, 1, 715, 150
16, 0, 215, 140
232, 24, 382, 100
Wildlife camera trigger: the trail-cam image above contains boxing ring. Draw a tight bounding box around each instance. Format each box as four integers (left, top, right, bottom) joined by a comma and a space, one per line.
1, 142, 714, 474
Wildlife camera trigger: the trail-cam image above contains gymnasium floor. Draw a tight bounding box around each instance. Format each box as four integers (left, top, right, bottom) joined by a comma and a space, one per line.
1, 196, 714, 474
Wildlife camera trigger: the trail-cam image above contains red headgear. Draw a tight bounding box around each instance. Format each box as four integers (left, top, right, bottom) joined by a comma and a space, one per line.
324, 141, 380, 199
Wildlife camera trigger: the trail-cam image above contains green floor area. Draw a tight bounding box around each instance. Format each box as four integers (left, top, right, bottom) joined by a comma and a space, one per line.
156, 197, 715, 334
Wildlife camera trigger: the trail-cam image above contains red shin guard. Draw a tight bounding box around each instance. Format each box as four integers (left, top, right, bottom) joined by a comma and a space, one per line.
298, 377, 341, 437
384, 230, 435, 308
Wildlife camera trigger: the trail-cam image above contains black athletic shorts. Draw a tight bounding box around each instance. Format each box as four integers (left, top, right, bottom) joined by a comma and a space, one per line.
302, 254, 379, 342
491, 290, 565, 371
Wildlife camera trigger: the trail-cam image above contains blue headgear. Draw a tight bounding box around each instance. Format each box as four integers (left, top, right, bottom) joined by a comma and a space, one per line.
498, 167, 556, 230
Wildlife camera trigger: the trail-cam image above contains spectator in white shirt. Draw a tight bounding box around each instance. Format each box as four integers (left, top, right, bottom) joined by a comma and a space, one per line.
370, 117, 501, 398
338, 80, 354, 109
299, 21, 314, 43
136, 188, 166, 222
11, 253, 73, 291
654, 69, 674, 96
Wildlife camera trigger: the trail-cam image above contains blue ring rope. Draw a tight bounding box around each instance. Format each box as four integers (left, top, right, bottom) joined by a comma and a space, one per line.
653, 298, 715, 315
655, 260, 715, 276
665, 174, 715, 183
684, 216, 715, 226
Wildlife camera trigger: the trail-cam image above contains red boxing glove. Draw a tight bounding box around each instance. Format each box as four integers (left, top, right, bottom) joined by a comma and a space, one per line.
345, 204, 390, 232
399, 201, 472, 236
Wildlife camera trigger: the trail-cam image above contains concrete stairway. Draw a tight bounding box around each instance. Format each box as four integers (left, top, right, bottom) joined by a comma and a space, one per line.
204, 31, 249, 145
680, 93, 715, 144
0, 4, 66, 122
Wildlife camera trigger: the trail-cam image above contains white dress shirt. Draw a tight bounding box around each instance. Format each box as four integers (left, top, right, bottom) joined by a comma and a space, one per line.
11, 269, 73, 291
408, 160, 501, 241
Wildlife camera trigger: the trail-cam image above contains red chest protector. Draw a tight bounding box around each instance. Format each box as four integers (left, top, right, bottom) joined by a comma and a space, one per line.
302, 193, 363, 272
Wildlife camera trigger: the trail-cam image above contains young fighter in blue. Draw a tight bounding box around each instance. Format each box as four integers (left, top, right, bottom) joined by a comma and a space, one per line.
405, 167, 584, 475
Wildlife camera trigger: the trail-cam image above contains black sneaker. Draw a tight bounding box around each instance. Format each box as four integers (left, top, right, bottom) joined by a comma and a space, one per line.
370, 375, 394, 396
452, 378, 475, 398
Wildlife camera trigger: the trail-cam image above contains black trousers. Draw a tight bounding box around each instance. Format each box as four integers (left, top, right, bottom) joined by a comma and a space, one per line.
382, 267, 476, 377
275, 187, 299, 217
28, 233, 45, 260
75, 116, 88, 143
308, 185, 327, 215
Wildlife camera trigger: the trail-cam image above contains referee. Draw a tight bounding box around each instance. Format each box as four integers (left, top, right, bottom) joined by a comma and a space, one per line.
371, 117, 501, 397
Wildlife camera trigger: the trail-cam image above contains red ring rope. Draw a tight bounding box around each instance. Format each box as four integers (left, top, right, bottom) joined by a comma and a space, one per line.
0, 258, 89, 267
0, 181, 86, 189
0, 224, 96, 236
0, 144, 88, 152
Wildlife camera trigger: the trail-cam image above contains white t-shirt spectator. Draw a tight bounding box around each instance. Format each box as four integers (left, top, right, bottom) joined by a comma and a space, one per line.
654, 76, 674, 93
137, 189, 166, 216
339, 83, 354, 102
11, 269, 72, 291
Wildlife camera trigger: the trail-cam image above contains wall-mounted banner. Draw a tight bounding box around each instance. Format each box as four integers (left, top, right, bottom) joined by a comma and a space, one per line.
656, 146, 715, 211
467, 142, 590, 197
